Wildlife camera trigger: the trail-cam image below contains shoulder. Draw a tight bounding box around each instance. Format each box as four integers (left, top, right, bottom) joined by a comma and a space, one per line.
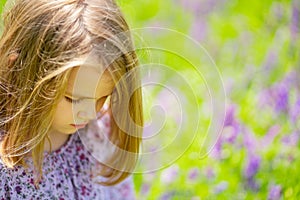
0, 158, 35, 199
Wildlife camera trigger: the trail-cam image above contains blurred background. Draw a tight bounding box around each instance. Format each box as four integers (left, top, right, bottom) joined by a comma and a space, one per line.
116, 0, 299, 199
1, 0, 299, 199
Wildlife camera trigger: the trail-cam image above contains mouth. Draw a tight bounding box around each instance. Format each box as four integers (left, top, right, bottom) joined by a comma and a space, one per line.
71, 123, 88, 129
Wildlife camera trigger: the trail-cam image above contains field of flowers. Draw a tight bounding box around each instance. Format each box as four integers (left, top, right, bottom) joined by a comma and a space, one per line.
0, 0, 298, 199
117, 0, 299, 199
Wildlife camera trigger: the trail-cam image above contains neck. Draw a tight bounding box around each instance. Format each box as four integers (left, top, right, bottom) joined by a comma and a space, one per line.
44, 130, 71, 153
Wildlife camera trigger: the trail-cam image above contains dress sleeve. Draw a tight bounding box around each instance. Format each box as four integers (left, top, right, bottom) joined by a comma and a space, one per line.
105, 176, 136, 200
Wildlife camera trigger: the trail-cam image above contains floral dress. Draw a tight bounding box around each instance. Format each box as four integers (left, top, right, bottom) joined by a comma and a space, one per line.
0, 114, 136, 199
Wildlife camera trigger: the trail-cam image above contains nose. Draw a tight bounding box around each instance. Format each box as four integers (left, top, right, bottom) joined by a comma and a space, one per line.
76, 99, 97, 121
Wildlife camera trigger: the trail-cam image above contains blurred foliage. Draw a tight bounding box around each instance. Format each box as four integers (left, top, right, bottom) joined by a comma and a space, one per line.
116, 0, 299, 199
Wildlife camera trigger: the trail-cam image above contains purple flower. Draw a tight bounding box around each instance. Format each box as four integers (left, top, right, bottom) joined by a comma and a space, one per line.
210, 137, 222, 159
271, 2, 284, 21
290, 0, 299, 40
160, 165, 179, 184
224, 105, 236, 126
159, 191, 174, 200
213, 181, 228, 194
143, 172, 156, 182
223, 123, 240, 144
245, 178, 260, 191
155, 89, 182, 124
274, 83, 289, 112
282, 70, 297, 88
290, 97, 300, 124
140, 183, 150, 195
190, 19, 207, 42
243, 128, 258, 151
205, 167, 215, 180
221, 105, 240, 144
179, 0, 202, 16
259, 78, 292, 113
244, 153, 261, 179
281, 131, 299, 147
260, 125, 281, 148
187, 167, 200, 181
263, 51, 277, 72
258, 88, 273, 108
268, 184, 282, 200
179, 0, 224, 17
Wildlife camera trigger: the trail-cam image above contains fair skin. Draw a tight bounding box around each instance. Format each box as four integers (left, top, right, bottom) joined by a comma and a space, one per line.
44, 65, 115, 152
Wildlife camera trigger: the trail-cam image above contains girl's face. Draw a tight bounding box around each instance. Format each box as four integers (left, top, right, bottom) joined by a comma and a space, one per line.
50, 66, 115, 135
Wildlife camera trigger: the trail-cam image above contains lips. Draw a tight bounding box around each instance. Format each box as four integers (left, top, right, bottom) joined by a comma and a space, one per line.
71, 123, 88, 129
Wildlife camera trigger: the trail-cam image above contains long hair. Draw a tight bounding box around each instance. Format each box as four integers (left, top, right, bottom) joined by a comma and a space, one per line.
0, 0, 143, 186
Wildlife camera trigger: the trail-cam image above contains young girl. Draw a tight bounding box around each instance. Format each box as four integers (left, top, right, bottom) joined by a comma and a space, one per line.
0, 0, 143, 199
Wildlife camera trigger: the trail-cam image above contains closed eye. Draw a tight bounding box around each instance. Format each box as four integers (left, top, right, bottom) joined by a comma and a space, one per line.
64, 96, 82, 104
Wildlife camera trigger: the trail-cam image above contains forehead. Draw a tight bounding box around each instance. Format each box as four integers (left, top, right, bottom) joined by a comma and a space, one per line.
67, 66, 114, 98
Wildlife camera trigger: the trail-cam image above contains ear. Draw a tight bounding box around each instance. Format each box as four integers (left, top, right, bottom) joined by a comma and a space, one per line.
8, 52, 19, 65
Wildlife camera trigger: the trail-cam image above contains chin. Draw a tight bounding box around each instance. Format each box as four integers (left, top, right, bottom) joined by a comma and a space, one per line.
51, 127, 76, 135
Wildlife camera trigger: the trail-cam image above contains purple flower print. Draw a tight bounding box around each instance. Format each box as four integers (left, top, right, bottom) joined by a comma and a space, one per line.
15, 186, 22, 194
268, 184, 282, 200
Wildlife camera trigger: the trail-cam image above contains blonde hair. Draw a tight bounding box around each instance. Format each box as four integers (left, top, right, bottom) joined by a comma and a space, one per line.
0, 0, 143, 186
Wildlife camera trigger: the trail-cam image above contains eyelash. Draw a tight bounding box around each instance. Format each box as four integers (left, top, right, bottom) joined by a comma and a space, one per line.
64, 96, 109, 104
64, 96, 82, 104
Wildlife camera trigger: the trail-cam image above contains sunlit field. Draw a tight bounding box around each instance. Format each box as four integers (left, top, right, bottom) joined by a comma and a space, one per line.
117, 0, 299, 199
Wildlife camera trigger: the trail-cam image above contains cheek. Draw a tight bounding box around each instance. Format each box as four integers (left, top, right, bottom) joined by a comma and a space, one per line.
54, 100, 73, 119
